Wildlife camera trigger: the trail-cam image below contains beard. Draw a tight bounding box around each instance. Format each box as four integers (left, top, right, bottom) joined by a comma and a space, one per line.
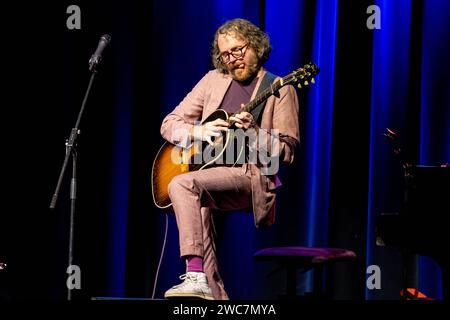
229, 55, 260, 82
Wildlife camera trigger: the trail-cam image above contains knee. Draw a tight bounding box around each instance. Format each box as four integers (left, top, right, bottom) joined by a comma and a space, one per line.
167, 174, 195, 199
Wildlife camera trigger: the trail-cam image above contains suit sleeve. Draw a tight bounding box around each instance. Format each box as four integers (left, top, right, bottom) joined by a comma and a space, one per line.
160, 72, 210, 148
251, 84, 300, 168
271, 84, 300, 164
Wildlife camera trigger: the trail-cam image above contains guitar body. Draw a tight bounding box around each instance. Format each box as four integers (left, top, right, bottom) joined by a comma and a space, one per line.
152, 109, 244, 208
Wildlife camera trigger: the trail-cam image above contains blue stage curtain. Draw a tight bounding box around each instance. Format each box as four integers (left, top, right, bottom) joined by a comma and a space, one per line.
366, 0, 413, 300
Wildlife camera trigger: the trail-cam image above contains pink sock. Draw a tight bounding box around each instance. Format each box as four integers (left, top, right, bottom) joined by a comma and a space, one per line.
186, 255, 204, 273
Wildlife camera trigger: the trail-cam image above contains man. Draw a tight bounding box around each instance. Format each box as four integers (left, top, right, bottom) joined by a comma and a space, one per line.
160, 18, 299, 300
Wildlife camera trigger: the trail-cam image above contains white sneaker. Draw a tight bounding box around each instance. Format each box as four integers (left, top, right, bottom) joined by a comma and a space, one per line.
164, 272, 214, 300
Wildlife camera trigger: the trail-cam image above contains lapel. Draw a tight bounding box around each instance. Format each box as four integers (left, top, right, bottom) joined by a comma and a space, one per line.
250, 67, 267, 100
201, 73, 232, 121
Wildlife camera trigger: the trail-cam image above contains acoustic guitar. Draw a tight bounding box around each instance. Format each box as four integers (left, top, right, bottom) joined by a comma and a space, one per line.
152, 62, 319, 208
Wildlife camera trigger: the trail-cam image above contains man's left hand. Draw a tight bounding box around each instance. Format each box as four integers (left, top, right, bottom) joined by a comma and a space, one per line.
229, 110, 255, 130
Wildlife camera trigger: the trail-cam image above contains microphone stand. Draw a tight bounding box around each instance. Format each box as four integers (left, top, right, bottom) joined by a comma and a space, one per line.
49, 66, 98, 301
383, 128, 418, 299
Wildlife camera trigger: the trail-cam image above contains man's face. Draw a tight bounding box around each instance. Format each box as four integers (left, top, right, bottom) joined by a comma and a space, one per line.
217, 33, 260, 82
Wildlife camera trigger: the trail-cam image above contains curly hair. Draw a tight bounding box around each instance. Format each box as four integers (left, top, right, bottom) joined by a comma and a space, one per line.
212, 18, 272, 74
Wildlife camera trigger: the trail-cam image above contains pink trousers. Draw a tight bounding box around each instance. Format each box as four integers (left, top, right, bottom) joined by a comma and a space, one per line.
168, 166, 253, 299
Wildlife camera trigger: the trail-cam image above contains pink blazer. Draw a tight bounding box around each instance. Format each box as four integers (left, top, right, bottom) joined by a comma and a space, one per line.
160, 68, 300, 227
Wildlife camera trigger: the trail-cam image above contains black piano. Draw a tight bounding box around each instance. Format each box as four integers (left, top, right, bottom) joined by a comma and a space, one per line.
376, 164, 450, 299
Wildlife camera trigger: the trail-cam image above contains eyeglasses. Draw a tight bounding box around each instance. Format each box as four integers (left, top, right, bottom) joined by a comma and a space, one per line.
218, 43, 249, 64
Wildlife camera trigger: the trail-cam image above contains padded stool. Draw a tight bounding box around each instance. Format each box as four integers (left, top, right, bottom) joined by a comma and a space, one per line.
254, 247, 357, 299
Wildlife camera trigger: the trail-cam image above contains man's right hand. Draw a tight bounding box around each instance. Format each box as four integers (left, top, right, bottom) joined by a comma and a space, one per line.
190, 119, 229, 145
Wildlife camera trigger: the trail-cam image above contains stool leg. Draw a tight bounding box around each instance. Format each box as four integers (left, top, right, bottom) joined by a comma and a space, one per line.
313, 265, 323, 296
286, 265, 296, 298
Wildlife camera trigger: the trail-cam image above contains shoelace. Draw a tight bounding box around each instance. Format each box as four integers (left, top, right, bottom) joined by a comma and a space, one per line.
179, 273, 198, 281
172, 273, 198, 289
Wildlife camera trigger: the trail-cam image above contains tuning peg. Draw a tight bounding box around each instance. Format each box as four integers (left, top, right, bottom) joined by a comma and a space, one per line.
311, 78, 315, 84
304, 81, 309, 86
297, 83, 302, 89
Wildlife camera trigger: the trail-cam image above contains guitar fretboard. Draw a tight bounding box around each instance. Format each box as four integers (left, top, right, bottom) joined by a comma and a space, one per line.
231, 79, 282, 118
228, 63, 318, 119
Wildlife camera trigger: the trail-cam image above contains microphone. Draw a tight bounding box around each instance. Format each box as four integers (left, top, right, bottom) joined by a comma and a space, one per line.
88, 34, 111, 71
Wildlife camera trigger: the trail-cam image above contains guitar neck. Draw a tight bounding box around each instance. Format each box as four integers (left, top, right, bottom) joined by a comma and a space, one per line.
233, 79, 283, 116
231, 62, 319, 117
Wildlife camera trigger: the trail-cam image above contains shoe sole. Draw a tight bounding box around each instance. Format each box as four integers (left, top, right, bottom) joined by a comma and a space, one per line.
164, 292, 214, 300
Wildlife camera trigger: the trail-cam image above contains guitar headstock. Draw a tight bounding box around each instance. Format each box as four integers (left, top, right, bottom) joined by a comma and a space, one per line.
282, 62, 319, 89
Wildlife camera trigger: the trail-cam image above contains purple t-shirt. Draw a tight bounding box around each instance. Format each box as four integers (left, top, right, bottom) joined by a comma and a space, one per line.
220, 76, 259, 114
